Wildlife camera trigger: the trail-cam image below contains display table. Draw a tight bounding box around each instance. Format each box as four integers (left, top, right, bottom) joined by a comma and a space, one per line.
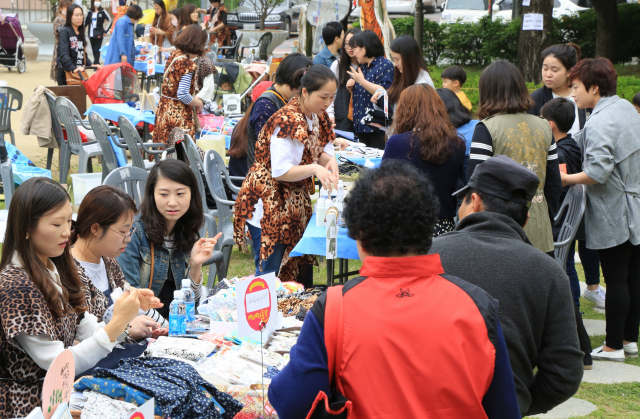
133, 61, 166, 91
86, 103, 155, 141
290, 214, 360, 286
344, 156, 382, 168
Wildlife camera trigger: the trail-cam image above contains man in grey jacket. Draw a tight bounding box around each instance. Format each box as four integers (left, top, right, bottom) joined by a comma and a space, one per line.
430, 155, 584, 416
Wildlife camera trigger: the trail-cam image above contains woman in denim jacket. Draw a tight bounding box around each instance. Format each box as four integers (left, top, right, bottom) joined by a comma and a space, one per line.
562, 58, 640, 363
117, 160, 221, 318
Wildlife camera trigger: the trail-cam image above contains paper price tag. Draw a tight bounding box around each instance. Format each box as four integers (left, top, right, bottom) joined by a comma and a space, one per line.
146, 59, 155, 76
129, 398, 155, 419
522, 13, 544, 30
236, 273, 277, 337
42, 350, 74, 419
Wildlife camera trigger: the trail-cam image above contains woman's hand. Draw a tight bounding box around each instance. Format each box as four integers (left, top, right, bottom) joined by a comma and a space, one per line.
150, 27, 165, 36
136, 288, 163, 311
371, 90, 384, 103
191, 97, 204, 113
315, 164, 339, 193
127, 315, 160, 340
190, 233, 223, 272
75, 66, 85, 74
560, 171, 570, 187
347, 67, 365, 85
346, 79, 355, 92
334, 138, 349, 150
121, 55, 128, 63
113, 287, 141, 323
93, 64, 102, 70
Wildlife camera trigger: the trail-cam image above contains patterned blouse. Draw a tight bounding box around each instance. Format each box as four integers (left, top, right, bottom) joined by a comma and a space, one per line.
75, 256, 126, 323
233, 97, 335, 281
0, 265, 78, 419
352, 56, 394, 134
50, 15, 66, 81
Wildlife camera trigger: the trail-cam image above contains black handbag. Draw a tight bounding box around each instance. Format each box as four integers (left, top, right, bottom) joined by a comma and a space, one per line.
305, 286, 353, 419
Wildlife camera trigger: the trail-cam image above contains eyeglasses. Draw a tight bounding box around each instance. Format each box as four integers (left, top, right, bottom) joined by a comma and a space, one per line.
108, 227, 137, 242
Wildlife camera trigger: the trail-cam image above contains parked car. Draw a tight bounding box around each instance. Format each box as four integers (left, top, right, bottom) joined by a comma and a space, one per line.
440, 0, 587, 23
227, 0, 306, 38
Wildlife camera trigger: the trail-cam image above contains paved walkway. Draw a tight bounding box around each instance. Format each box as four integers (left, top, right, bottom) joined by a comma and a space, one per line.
530, 398, 597, 418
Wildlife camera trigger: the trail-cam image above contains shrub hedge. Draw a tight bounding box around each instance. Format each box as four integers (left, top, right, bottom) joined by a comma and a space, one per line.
391, 3, 640, 65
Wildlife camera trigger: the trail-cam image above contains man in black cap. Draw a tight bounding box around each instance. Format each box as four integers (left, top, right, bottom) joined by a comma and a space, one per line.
430, 155, 584, 417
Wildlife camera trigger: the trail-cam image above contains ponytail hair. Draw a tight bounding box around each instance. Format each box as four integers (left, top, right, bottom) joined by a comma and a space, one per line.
296, 65, 337, 96
542, 43, 582, 72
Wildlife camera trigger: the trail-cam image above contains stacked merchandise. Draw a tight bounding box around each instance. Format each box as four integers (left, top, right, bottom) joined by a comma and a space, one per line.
277, 288, 326, 319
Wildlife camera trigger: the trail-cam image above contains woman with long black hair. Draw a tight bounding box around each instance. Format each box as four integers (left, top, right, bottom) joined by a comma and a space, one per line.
326, 27, 360, 132
57, 4, 100, 85
150, 0, 175, 48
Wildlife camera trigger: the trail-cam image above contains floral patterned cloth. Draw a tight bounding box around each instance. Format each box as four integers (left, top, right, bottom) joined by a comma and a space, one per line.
75, 376, 163, 416
233, 97, 335, 281
93, 357, 243, 419
215, 384, 277, 419
80, 390, 137, 419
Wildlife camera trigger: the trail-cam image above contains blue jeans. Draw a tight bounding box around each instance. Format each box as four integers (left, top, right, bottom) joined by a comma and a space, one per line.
566, 239, 601, 308
247, 223, 286, 277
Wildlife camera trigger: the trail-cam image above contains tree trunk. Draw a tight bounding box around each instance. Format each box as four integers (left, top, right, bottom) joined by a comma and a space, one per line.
414, 0, 423, 51
590, 0, 618, 62
517, 0, 553, 84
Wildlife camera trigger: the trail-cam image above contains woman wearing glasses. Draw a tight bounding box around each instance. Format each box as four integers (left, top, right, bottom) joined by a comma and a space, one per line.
71, 185, 167, 339
117, 160, 221, 318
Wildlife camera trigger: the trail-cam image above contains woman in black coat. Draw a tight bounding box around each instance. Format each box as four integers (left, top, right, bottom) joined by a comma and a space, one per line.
58, 4, 99, 85
84, 0, 112, 65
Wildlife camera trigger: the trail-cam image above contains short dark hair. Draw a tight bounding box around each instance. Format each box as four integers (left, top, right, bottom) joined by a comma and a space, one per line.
477, 60, 535, 120
463, 188, 529, 227
348, 30, 385, 58
540, 97, 576, 134
322, 22, 343, 46
344, 160, 440, 256
541, 43, 581, 71
436, 87, 472, 129
275, 52, 313, 89
441, 65, 467, 85
173, 24, 207, 55
634, 91, 640, 108
140, 159, 204, 253
569, 58, 617, 97
126, 4, 144, 20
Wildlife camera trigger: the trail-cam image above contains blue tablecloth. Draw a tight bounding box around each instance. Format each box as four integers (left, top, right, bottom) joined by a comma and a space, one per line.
345, 157, 382, 168
134, 61, 166, 74
290, 214, 359, 260
86, 103, 156, 126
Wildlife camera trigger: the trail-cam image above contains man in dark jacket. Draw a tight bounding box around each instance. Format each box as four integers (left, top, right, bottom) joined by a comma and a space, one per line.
430, 155, 584, 417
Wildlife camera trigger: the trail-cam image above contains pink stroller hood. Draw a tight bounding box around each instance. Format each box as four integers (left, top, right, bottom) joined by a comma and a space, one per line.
0, 16, 24, 51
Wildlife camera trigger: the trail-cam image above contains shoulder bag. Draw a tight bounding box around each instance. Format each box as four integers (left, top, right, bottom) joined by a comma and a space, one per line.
305, 285, 353, 419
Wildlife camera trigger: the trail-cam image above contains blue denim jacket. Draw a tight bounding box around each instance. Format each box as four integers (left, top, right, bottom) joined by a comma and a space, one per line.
312, 46, 338, 68
117, 219, 191, 297
105, 15, 135, 66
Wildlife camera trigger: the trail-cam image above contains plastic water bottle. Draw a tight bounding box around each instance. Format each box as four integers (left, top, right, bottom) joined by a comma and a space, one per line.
169, 290, 186, 336
181, 279, 195, 323
336, 180, 344, 203
316, 198, 326, 227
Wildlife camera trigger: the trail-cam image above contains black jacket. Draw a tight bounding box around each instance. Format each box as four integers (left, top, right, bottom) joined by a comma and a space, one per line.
429, 212, 584, 416
528, 85, 590, 128
57, 27, 93, 72
554, 134, 586, 240
85, 10, 112, 39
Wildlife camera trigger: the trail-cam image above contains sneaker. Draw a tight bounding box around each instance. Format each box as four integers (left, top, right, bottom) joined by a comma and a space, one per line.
583, 287, 606, 309
583, 353, 593, 370
623, 342, 638, 358
591, 345, 625, 362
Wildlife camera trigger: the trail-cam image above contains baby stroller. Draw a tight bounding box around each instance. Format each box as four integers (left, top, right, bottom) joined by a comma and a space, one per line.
84, 63, 142, 104
204, 59, 271, 115
0, 12, 26, 73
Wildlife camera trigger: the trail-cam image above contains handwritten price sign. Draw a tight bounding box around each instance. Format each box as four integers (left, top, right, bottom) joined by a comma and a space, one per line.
42, 350, 74, 419
236, 272, 277, 337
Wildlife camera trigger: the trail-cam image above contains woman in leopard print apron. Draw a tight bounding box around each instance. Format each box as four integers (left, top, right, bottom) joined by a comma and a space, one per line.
152, 25, 207, 149
0, 178, 160, 419
234, 65, 340, 283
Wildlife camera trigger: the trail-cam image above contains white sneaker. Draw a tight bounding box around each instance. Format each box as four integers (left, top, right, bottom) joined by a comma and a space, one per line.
583, 286, 606, 309
623, 342, 638, 358
591, 345, 625, 362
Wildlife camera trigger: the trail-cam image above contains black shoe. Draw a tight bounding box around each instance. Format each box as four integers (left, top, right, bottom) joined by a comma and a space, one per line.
584, 353, 593, 370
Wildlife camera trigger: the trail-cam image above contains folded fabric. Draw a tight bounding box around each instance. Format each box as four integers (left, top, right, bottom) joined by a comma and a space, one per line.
93, 357, 243, 419
81, 390, 138, 419
74, 376, 163, 416
216, 384, 278, 419
145, 336, 217, 361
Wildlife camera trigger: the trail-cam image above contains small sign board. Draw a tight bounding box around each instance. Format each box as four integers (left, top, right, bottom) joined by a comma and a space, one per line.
129, 398, 155, 419
235, 273, 277, 337
42, 350, 75, 419
522, 13, 544, 30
